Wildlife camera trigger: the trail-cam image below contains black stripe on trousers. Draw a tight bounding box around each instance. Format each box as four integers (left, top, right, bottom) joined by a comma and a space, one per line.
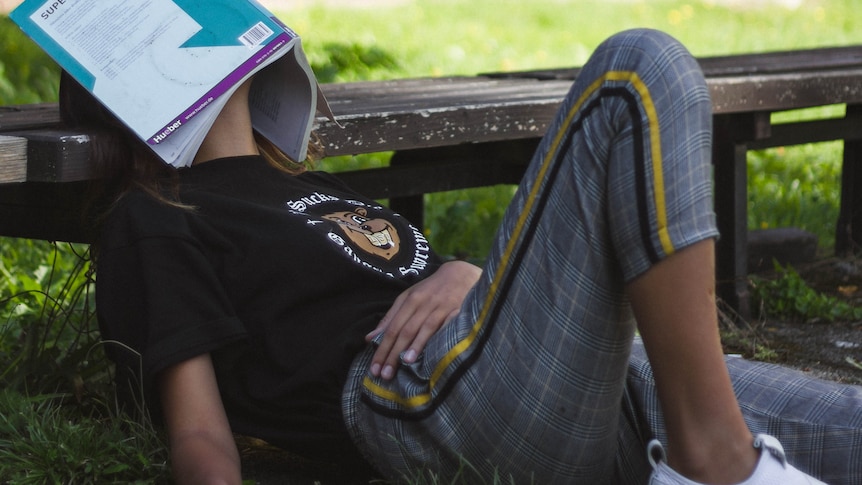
360, 86, 658, 421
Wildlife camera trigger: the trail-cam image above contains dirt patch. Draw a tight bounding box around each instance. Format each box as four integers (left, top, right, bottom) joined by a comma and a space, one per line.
722, 257, 862, 385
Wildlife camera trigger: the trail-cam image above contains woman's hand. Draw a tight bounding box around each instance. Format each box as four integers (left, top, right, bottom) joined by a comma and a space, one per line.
366, 260, 482, 380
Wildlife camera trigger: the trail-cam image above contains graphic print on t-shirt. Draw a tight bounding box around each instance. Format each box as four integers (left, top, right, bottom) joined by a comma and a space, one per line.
284, 190, 433, 280
322, 207, 400, 260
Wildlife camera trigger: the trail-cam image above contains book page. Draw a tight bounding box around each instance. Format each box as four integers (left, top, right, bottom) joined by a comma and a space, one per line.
249, 50, 314, 163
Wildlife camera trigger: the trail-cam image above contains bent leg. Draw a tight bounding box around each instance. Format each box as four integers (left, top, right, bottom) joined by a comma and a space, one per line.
344, 29, 715, 484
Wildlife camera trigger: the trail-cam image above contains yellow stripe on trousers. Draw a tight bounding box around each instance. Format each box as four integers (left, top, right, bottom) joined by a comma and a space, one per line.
362, 70, 673, 408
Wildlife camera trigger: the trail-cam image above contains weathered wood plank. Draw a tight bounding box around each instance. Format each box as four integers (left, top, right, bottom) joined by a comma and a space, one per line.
0, 135, 27, 183
748, 108, 862, 150
317, 95, 562, 156
0, 103, 61, 131
3, 59, 862, 182
708, 68, 862, 114
4, 130, 95, 183
697, 45, 862, 76
485, 45, 862, 80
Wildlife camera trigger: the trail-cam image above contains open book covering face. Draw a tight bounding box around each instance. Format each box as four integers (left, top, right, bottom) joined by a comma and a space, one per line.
11, 0, 326, 169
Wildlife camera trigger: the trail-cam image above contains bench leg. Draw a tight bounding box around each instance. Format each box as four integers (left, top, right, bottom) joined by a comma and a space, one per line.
713, 115, 754, 320
836, 104, 862, 256
389, 194, 425, 231
714, 143, 751, 320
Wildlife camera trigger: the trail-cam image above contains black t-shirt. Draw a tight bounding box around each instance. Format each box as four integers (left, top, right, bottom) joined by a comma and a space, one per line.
95, 155, 442, 465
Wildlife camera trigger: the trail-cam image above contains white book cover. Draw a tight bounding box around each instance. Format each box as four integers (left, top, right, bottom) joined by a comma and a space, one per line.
11, 0, 330, 167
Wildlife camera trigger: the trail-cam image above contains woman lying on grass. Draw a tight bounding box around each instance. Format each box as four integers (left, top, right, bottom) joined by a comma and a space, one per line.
62, 28, 860, 484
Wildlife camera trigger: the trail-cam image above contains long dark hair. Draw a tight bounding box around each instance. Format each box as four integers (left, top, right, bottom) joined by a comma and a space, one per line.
59, 71, 194, 258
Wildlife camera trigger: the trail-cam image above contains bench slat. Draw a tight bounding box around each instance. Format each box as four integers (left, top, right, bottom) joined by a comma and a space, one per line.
0, 103, 61, 131
3, 130, 95, 183
698, 46, 862, 76
4, 66, 862, 182
0, 135, 27, 183
708, 67, 862, 113
324, 78, 567, 112
486, 45, 862, 80
749, 109, 862, 150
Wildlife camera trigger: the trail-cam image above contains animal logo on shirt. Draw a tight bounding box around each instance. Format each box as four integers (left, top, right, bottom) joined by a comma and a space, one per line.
323, 207, 401, 260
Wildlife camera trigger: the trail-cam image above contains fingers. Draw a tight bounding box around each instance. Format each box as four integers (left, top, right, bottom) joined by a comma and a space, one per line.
366, 260, 482, 380
368, 292, 451, 380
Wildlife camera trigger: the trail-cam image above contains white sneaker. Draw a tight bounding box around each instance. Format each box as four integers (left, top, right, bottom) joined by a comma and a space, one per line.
647, 434, 828, 485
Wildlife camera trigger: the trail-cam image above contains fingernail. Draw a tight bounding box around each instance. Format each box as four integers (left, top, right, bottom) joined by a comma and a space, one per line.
401, 349, 417, 363
370, 363, 381, 376
381, 365, 394, 380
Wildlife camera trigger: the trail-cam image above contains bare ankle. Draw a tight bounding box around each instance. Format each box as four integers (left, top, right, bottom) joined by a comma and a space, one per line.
667, 434, 758, 484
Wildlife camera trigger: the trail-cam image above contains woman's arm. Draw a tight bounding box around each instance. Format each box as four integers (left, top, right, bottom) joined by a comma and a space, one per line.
159, 353, 242, 485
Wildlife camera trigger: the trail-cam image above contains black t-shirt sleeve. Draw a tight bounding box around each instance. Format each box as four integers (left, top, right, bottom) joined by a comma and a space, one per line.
95, 193, 246, 389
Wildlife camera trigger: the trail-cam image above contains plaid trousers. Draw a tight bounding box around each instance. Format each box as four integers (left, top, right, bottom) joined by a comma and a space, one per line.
342, 29, 862, 484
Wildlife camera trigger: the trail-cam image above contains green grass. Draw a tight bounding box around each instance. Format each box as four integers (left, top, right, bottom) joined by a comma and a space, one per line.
0, 16, 59, 104
288, 0, 861, 78
0, 390, 169, 484
1, 0, 861, 482
751, 261, 862, 323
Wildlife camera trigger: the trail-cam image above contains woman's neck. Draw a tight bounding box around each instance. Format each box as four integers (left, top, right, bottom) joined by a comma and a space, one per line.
192, 79, 259, 165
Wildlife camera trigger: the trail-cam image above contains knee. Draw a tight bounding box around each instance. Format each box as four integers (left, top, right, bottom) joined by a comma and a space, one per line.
588, 28, 708, 104
600, 28, 688, 58
593, 28, 700, 76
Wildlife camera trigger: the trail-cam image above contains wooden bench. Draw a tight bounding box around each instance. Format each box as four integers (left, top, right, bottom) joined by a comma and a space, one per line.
2, 45, 862, 318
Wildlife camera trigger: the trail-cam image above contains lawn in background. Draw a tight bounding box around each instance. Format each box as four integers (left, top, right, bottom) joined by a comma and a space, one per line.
285, 0, 860, 78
